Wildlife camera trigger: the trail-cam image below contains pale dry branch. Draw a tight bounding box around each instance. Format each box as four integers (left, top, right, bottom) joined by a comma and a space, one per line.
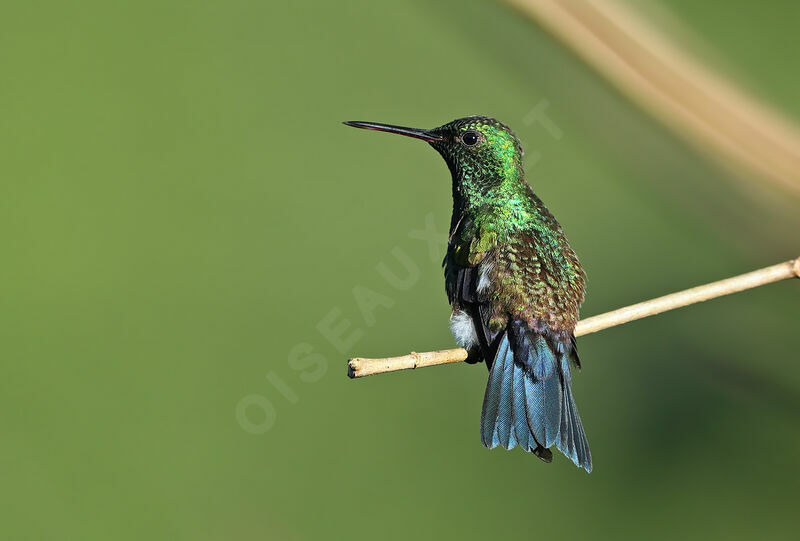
348, 257, 800, 378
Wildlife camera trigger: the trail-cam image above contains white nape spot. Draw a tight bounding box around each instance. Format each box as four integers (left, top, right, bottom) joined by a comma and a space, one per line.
450, 310, 478, 348
477, 261, 494, 294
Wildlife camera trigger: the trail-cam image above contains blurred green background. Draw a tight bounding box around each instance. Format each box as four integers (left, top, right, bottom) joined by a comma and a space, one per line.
2, 1, 799, 539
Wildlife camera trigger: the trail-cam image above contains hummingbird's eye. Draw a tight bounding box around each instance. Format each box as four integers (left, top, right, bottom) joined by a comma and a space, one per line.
461, 131, 481, 147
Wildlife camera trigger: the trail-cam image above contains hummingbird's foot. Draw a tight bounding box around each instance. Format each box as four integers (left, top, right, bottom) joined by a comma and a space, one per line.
464, 347, 483, 365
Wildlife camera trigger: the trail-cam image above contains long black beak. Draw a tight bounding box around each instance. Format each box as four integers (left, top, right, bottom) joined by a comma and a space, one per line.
343, 121, 442, 142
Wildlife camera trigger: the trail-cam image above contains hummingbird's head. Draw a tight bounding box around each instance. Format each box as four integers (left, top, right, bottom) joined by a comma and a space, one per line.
344, 116, 525, 200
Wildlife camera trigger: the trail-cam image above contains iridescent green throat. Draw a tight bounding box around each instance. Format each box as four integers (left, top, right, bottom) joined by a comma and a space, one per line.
454, 124, 545, 243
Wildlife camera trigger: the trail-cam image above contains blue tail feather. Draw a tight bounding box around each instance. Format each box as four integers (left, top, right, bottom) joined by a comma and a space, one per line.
559, 380, 575, 461
481, 336, 511, 448
495, 342, 515, 449
556, 353, 592, 472
533, 335, 556, 379
511, 361, 532, 451
542, 368, 562, 447
480, 337, 507, 448
522, 367, 543, 446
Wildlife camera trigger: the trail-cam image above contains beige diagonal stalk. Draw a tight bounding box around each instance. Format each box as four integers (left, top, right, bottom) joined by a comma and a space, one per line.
502, 0, 800, 196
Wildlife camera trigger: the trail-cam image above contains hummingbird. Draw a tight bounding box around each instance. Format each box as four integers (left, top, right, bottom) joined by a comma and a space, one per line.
344, 116, 591, 472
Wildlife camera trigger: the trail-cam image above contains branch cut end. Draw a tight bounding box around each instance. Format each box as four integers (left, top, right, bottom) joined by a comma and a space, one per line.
347, 358, 360, 379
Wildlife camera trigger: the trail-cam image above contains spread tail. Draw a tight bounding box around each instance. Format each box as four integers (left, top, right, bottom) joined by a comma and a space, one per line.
480, 321, 592, 472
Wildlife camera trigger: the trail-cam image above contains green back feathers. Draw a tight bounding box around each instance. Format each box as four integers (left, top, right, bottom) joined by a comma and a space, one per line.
432, 116, 586, 330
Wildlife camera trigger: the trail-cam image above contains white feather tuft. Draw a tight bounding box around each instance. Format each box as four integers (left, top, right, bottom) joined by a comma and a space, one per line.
450, 310, 478, 348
